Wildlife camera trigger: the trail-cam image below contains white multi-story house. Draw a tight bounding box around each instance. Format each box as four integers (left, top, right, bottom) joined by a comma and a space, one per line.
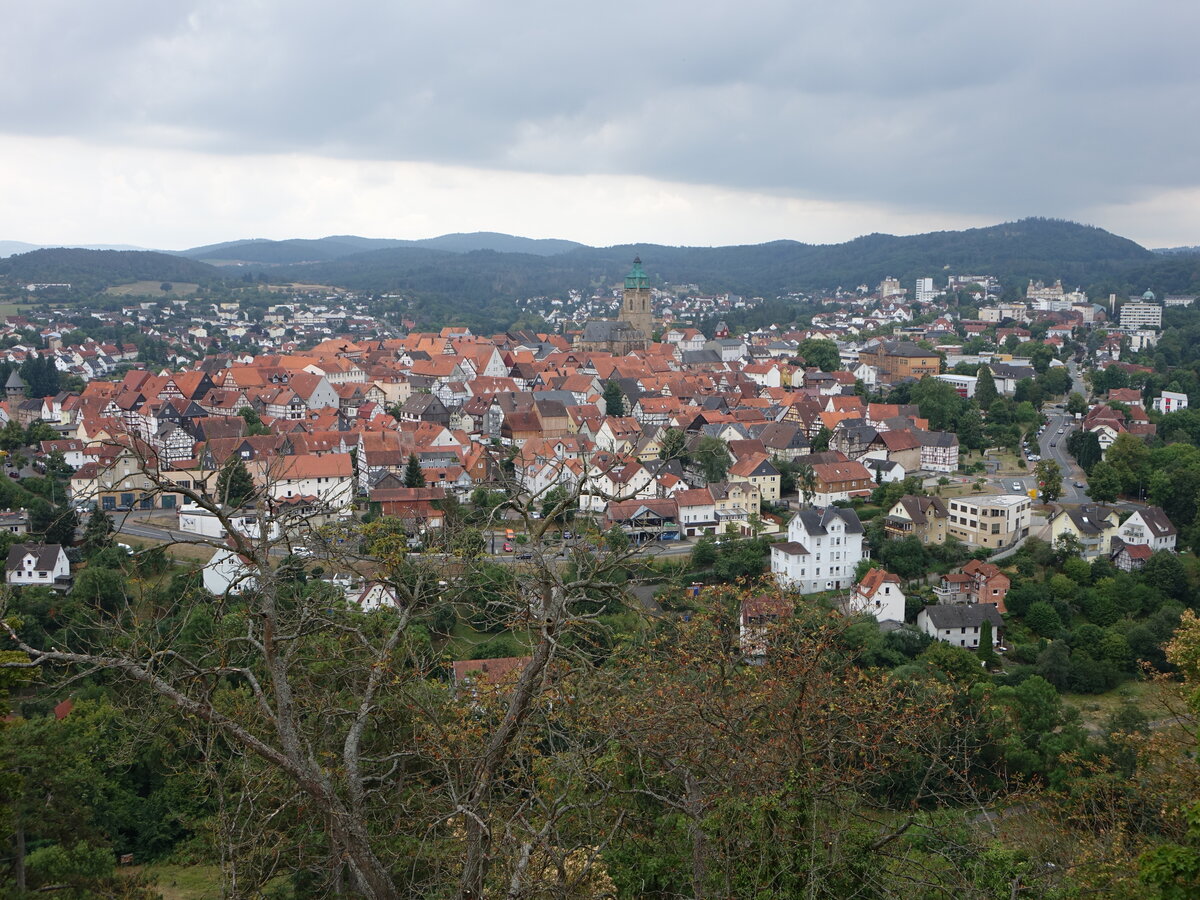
203, 546, 258, 596
1153, 391, 1188, 414
256, 454, 355, 511
847, 567, 905, 623
1117, 507, 1177, 553
5, 543, 70, 589
675, 487, 716, 536
771, 506, 867, 595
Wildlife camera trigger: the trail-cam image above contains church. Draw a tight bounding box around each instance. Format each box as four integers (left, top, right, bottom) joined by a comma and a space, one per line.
575, 257, 657, 354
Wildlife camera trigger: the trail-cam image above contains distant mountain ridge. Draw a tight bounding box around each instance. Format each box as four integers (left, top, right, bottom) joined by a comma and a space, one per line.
180, 232, 586, 264
257, 218, 1157, 300
0, 240, 149, 258
0, 248, 219, 291
3, 221, 1197, 321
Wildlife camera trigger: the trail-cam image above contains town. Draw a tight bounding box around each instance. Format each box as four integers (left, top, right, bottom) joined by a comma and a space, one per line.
4, 252, 1200, 898
0, 262, 1191, 643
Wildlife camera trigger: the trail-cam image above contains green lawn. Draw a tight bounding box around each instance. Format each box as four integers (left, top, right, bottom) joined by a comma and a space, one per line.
1061, 679, 1171, 732
136, 864, 222, 900
105, 281, 200, 297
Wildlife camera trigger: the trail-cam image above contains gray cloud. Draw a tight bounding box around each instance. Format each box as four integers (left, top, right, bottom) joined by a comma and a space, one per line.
2, 0, 1197, 226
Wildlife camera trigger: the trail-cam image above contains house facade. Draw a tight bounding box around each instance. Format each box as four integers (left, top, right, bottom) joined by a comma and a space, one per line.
848, 567, 905, 623
771, 506, 867, 595
5, 543, 70, 589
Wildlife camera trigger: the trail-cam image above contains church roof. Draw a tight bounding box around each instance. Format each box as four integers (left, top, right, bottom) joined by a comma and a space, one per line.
624, 257, 648, 290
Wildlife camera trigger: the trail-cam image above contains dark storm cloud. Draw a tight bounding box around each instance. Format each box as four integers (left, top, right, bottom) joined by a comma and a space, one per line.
2, 0, 1197, 218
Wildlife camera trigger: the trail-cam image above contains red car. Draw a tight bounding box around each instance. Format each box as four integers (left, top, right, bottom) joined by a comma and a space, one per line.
503, 542, 513, 552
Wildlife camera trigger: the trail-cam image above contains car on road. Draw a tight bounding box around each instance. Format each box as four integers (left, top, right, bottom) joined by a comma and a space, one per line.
1058, 428, 1065, 434
516, 551, 533, 560
1050, 442, 1057, 448
1011, 482, 1023, 491
1074, 481, 1085, 488
290, 546, 313, 557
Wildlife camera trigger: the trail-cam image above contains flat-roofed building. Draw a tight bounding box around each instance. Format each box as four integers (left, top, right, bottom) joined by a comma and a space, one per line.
946, 494, 1031, 549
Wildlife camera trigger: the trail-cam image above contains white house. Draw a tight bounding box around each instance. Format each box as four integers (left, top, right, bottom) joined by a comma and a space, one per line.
771, 506, 867, 595
675, 487, 716, 537
848, 568, 905, 623
1152, 391, 1189, 414
5, 543, 70, 589
1117, 507, 1177, 553
917, 604, 1004, 650
346, 581, 401, 611
257, 454, 355, 511
202, 546, 258, 596
177, 503, 281, 541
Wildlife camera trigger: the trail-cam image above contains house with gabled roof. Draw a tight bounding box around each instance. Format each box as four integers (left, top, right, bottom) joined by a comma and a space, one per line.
771, 506, 867, 594
917, 603, 1003, 649
1117, 506, 1177, 553
883, 495, 949, 544
1042, 504, 1120, 558
6, 543, 70, 590
848, 568, 905, 623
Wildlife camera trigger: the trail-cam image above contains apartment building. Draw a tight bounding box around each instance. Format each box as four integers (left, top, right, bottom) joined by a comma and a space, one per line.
945, 494, 1031, 549
1119, 300, 1163, 329
855, 341, 941, 382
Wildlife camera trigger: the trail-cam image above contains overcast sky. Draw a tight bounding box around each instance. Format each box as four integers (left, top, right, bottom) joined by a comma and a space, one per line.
2, 1, 1197, 250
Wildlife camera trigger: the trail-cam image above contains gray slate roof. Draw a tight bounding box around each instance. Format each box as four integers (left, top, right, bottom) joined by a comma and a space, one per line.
920, 604, 1003, 629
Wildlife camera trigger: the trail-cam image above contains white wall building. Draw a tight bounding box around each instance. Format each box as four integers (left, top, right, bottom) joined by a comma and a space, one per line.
5, 543, 70, 588
1119, 301, 1163, 329
177, 504, 281, 541
1117, 507, 1177, 553
202, 547, 258, 596
1153, 391, 1188, 414
771, 506, 867, 595
847, 568, 905, 623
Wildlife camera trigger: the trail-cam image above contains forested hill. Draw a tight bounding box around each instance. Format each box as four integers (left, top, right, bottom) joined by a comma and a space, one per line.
0, 248, 220, 293
3, 220, 1193, 313
263, 217, 1158, 302
181, 232, 586, 264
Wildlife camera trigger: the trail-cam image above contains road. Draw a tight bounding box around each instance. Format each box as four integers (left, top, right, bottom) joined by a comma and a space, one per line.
1037, 407, 1089, 502
110, 509, 700, 565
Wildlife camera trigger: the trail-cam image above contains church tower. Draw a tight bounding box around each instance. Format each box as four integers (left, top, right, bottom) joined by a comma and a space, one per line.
621, 257, 655, 339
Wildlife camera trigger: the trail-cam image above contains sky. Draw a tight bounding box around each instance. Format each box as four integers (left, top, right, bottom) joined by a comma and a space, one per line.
1, 1, 1198, 251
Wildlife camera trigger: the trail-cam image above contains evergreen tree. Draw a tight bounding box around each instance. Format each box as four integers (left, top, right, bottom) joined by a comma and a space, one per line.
82, 509, 113, 557
43, 506, 78, 548
812, 426, 832, 453
217, 458, 257, 507
602, 380, 625, 417
975, 366, 998, 409
404, 453, 425, 488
